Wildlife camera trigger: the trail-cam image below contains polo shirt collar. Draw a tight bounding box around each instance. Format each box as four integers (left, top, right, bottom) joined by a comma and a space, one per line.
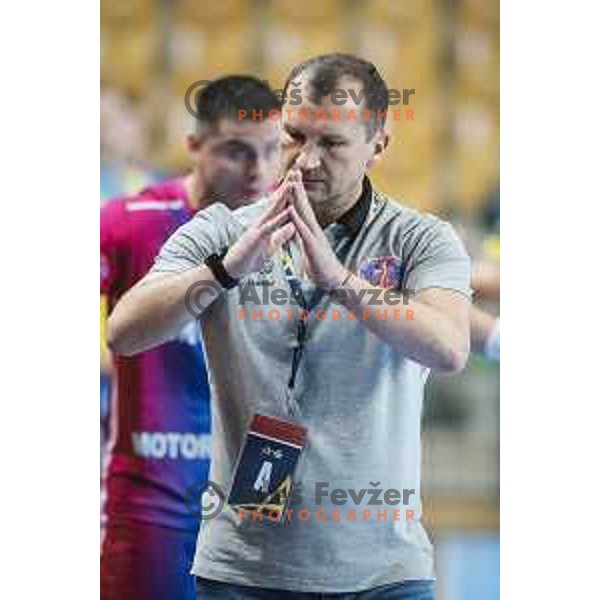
335, 177, 373, 237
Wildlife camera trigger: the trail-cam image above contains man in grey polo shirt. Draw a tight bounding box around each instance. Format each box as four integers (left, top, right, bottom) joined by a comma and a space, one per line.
108, 54, 471, 599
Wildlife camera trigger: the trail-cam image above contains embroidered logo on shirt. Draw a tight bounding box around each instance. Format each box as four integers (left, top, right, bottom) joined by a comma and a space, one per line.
245, 258, 278, 285
359, 255, 404, 289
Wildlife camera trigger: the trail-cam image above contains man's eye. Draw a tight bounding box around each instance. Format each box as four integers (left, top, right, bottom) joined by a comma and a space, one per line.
322, 139, 345, 149
284, 129, 304, 143
227, 148, 245, 159
223, 143, 252, 160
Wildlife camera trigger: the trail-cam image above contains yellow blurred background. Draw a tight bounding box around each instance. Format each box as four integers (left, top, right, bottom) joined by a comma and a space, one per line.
100, 2, 500, 598
101, 0, 498, 216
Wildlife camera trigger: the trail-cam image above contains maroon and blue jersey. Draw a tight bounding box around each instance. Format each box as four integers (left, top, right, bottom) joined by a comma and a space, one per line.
101, 178, 210, 531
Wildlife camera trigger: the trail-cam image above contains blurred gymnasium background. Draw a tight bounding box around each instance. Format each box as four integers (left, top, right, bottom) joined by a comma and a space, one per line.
101, 2, 499, 598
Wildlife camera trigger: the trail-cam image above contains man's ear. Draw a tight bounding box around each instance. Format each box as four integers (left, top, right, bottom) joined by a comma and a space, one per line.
374, 129, 389, 157
187, 121, 215, 152
186, 133, 202, 153
367, 129, 390, 169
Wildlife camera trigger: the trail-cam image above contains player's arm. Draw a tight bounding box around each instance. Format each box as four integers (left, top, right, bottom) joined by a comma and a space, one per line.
107, 267, 216, 356
470, 306, 500, 361
100, 201, 126, 371
109, 185, 294, 357
332, 279, 470, 373
284, 173, 471, 373
472, 260, 500, 301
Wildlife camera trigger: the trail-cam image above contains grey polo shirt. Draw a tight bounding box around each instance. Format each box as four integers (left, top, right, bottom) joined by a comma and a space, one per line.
151, 181, 471, 592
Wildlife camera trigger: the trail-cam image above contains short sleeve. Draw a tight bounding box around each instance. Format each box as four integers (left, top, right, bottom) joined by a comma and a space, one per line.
402, 218, 472, 298
151, 203, 234, 274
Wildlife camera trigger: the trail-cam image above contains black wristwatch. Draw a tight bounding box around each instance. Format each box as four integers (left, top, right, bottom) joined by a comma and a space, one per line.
204, 250, 239, 290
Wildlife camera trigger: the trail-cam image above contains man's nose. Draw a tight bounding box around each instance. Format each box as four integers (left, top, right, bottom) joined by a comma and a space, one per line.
295, 144, 322, 171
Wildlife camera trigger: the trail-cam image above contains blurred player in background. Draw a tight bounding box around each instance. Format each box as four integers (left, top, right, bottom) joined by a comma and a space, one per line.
100, 87, 160, 470
453, 210, 500, 362
100, 86, 161, 202
471, 239, 500, 361
471, 306, 500, 361
100, 76, 282, 600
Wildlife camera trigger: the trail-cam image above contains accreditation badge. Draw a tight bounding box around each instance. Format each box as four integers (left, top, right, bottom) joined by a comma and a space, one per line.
228, 414, 307, 521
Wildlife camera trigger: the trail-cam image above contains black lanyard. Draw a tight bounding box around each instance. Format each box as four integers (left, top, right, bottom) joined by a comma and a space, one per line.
280, 242, 310, 394
280, 231, 355, 403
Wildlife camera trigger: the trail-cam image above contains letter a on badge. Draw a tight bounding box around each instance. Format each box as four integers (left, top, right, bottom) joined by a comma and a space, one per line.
254, 461, 273, 493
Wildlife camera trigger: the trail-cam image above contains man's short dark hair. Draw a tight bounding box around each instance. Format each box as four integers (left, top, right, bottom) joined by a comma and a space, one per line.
194, 75, 281, 131
283, 53, 389, 138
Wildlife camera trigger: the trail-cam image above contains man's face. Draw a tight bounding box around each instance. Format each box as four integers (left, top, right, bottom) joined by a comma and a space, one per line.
189, 118, 281, 208
280, 74, 387, 207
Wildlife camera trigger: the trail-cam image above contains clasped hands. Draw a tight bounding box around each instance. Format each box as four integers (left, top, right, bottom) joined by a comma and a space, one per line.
223, 169, 349, 291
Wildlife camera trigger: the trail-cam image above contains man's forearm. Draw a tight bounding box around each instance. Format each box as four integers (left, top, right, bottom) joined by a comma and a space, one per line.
331, 274, 470, 373
108, 266, 217, 356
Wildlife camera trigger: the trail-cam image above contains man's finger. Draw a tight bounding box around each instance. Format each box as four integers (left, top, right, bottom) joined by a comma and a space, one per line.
290, 181, 320, 234
257, 207, 292, 237
256, 179, 293, 227
270, 222, 296, 255
256, 190, 286, 227
291, 151, 311, 172
289, 205, 315, 248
